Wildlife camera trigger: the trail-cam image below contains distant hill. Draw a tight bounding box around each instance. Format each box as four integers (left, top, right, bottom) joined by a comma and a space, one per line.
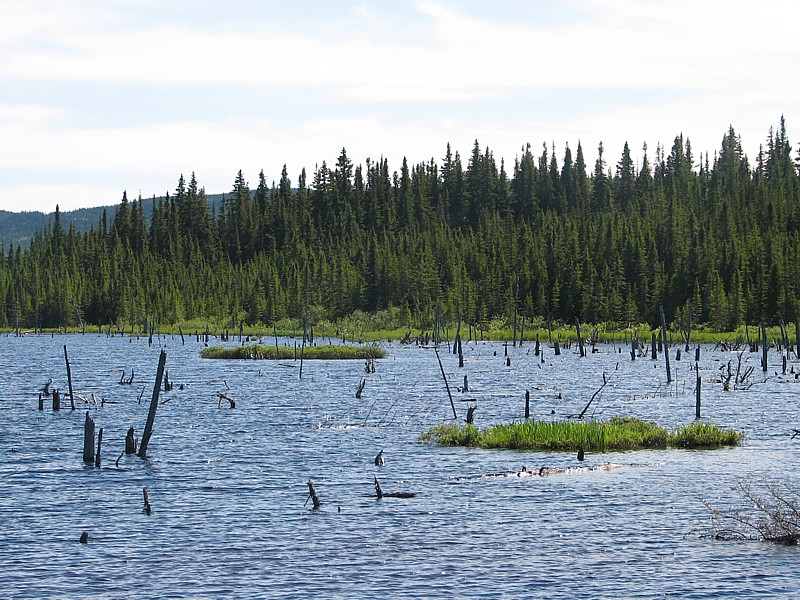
0, 206, 113, 250
0, 194, 224, 249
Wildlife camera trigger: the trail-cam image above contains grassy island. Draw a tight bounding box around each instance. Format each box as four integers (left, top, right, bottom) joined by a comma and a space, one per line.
419, 417, 743, 451
200, 344, 386, 360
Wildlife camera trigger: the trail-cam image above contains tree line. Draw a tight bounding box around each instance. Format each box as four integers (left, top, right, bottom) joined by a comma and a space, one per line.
1, 118, 798, 332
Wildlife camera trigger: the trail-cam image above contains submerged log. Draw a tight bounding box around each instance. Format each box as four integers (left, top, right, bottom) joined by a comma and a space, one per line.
374, 476, 415, 499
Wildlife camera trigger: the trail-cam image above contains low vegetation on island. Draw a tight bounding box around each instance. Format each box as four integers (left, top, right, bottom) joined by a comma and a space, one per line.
420, 417, 743, 451
200, 344, 385, 360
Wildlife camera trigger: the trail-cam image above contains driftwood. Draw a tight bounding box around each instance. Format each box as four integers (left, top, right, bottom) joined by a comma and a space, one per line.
374, 450, 384, 466
453, 463, 625, 481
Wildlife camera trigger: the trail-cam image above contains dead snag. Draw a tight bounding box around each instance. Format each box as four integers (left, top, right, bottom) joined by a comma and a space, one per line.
659, 305, 672, 383
695, 374, 701, 419
138, 350, 167, 459
434, 347, 458, 420
355, 379, 366, 399
94, 428, 103, 468
64, 345, 75, 409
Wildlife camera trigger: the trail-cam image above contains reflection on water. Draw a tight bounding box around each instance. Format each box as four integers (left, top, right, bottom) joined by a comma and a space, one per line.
1, 334, 799, 598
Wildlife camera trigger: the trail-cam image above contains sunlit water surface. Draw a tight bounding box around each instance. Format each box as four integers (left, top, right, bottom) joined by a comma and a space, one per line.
1, 334, 799, 598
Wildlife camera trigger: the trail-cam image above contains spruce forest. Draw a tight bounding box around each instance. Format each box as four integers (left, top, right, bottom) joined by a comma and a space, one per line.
2, 119, 798, 333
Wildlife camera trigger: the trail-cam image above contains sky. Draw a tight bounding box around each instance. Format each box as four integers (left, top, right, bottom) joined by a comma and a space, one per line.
1, 0, 798, 214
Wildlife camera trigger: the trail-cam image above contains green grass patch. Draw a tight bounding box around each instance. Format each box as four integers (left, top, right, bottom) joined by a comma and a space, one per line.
419, 416, 743, 451
200, 344, 386, 360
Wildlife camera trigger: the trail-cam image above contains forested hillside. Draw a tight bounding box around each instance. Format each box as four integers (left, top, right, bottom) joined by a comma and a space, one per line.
1, 119, 798, 331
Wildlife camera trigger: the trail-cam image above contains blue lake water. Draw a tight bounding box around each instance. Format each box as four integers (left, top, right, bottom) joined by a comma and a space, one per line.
1, 333, 798, 598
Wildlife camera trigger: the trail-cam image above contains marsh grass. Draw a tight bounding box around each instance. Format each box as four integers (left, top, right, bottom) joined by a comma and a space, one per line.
420, 417, 743, 451
200, 344, 386, 360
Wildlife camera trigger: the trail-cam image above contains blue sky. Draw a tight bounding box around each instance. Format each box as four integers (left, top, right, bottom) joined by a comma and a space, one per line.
1, 0, 797, 213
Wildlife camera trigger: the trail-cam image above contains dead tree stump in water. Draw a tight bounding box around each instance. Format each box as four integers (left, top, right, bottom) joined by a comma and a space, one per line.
306, 480, 321, 509
466, 405, 476, 424
52, 389, 61, 411
83, 412, 95, 465
125, 427, 137, 454
143, 487, 152, 514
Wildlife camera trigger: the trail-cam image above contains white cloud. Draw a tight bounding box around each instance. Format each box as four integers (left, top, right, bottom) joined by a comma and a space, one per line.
0, 1, 796, 212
